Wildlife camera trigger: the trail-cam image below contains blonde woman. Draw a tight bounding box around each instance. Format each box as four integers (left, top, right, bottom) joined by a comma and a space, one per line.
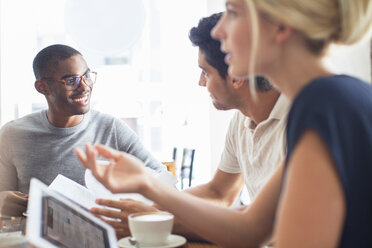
76, 0, 372, 247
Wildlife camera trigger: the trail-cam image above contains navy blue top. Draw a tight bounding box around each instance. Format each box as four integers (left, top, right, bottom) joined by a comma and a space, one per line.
286, 75, 372, 247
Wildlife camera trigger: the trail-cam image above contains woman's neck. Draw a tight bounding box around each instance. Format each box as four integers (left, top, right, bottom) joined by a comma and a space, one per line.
266, 41, 334, 101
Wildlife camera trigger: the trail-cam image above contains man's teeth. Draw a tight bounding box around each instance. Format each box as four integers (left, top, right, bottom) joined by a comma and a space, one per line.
73, 95, 88, 102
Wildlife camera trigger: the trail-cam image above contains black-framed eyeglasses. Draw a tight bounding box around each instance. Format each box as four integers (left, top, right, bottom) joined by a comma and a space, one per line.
42, 71, 97, 91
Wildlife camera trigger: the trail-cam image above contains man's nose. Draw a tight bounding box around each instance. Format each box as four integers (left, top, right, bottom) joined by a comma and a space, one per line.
78, 77, 91, 91
199, 73, 206, 87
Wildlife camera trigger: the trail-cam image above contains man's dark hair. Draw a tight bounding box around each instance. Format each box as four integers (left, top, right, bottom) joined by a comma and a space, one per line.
254, 76, 274, 91
189, 12, 228, 79
189, 13, 273, 92
33, 44, 82, 80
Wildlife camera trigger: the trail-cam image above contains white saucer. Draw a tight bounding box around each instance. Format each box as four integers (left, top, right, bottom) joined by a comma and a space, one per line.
118, 234, 186, 248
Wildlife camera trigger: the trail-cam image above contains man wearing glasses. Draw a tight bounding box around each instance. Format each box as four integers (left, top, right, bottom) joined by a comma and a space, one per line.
0, 44, 166, 216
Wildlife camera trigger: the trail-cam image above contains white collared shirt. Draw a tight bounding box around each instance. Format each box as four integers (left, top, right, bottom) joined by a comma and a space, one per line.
218, 95, 290, 202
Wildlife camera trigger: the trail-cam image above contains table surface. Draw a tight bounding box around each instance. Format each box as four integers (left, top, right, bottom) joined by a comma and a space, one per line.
185, 242, 219, 248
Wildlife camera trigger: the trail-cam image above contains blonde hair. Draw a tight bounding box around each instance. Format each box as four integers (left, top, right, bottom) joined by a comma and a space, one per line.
245, 0, 372, 54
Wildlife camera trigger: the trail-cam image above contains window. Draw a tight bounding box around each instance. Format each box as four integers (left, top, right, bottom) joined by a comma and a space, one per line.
0, 0, 216, 184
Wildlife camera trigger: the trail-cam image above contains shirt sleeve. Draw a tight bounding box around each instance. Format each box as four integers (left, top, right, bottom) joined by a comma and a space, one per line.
0, 124, 18, 191
113, 119, 166, 173
218, 112, 241, 174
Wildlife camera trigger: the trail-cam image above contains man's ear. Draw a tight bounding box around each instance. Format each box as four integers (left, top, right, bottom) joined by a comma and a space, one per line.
35, 80, 49, 95
232, 77, 245, 89
275, 24, 293, 44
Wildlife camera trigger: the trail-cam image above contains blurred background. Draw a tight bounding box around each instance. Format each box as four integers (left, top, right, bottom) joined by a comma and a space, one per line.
0, 0, 370, 195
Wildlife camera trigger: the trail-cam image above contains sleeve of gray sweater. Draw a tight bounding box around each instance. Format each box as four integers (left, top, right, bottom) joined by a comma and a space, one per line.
0, 123, 18, 191
109, 116, 166, 173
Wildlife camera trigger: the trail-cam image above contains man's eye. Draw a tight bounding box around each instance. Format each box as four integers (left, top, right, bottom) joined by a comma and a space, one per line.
202, 71, 208, 77
65, 77, 79, 85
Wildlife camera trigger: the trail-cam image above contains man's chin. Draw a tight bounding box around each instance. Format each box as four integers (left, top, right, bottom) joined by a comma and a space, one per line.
74, 106, 90, 115
212, 102, 229, 111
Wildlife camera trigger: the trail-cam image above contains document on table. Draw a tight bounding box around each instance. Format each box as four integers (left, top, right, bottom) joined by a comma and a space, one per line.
48, 174, 99, 210
48, 165, 177, 210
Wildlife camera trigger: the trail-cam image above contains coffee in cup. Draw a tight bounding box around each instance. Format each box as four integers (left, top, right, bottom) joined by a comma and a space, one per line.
128, 211, 174, 246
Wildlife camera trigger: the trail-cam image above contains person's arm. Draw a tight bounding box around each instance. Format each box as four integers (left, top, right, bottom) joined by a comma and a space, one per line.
90, 170, 244, 240
0, 191, 28, 216
0, 126, 27, 216
76, 144, 283, 247
171, 170, 244, 240
185, 169, 244, 206
274, 130, 345, 247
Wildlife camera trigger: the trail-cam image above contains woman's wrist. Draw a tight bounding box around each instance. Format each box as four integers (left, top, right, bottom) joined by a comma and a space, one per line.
139, 173, 156, 198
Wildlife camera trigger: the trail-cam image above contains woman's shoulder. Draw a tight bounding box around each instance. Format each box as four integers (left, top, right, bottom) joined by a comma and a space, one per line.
305, 74, 369, 95
294, 75, 371, 110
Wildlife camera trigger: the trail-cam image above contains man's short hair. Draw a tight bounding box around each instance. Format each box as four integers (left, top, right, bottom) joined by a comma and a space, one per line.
33, 44, 81, 80
189, 12, 228, 79
189, 13, 274, 92
254, 76, 274, 91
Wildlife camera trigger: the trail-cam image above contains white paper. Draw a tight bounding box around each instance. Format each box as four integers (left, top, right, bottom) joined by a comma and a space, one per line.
84, 165, 178, 206
84, 169, 154, 205
48, 163, 177, 211
48, 174, 98, 210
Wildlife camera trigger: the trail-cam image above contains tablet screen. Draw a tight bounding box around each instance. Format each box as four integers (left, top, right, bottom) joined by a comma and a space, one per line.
41, 196, 110, 248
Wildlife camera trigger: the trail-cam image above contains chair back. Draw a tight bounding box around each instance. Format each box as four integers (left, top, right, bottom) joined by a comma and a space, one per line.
180, 148, 195, 189
172, 147, 177, 162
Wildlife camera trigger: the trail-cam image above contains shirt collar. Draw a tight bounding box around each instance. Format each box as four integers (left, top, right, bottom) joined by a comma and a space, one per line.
268, 94, 290, 120
243, 94, 290, 129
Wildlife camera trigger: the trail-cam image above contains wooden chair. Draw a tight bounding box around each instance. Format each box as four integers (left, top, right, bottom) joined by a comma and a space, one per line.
180, 148, 195, 189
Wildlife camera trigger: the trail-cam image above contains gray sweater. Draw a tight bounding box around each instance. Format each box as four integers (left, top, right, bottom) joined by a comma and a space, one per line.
0, 110, 165, 193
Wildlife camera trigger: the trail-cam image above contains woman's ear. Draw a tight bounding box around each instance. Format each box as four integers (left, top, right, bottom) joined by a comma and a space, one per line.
35, 80, 50, 95
276, 24, 293, 44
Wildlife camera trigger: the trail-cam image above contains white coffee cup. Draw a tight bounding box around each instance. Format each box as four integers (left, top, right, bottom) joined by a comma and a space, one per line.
128, 211, 174, 246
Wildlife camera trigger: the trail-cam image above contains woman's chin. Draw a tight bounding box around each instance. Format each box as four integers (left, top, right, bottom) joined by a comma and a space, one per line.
228, 66, 249, 79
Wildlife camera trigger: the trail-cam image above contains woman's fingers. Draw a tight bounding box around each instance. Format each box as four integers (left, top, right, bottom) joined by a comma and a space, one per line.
75, 143, 149, 194
85, 144, 108, 183
95, 144, 124, 161
91, 207, 123, 219
86, 144, 98, 175
96, 198, 127, 209
74, 147, 88, 168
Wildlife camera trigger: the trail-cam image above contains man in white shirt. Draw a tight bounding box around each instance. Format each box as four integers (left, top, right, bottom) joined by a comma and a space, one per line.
90, 13, 289, 240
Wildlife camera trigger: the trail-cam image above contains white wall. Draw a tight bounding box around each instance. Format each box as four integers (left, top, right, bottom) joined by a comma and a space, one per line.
207, 0, 225, 15
324, 40, 371, 83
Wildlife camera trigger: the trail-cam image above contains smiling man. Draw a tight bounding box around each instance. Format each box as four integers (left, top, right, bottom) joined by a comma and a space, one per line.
0, 44, 165, 216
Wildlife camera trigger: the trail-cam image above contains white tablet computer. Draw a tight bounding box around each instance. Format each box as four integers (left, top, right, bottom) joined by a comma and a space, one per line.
26, 178, 118, 248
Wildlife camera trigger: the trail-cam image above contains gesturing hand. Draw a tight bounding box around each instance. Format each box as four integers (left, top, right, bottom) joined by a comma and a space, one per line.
75, 144, 151, 195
